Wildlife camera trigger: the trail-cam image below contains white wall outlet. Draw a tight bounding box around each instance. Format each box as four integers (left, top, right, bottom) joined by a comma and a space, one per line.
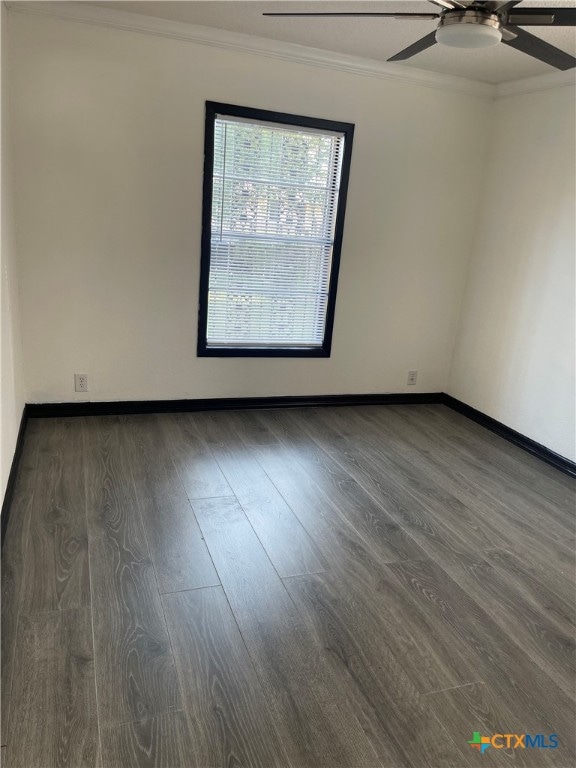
407, 370, 418, 386
74, 373, 88, 392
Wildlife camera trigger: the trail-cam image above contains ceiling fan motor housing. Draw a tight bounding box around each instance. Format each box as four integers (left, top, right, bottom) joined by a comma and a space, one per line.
436, 10, 503, 48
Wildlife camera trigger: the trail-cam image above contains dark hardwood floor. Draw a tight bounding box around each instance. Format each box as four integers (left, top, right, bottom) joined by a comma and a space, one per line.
1, 405, 574, 767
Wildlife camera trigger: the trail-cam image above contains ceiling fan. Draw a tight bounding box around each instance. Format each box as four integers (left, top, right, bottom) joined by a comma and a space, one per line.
263, 2, 576, 70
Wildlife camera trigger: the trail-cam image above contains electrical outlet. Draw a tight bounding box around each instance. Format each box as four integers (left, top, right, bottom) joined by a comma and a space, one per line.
407, 370, 418, 386
74, 373, 88, 393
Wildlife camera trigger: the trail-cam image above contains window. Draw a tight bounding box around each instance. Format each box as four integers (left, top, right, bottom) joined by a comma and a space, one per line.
198, 102, 354, 357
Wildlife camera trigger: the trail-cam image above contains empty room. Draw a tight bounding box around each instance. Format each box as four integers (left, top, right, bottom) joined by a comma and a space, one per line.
1, 1, 575, 767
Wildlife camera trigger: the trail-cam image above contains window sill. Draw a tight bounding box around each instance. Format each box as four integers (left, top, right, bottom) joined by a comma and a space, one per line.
197, 346, 331, 358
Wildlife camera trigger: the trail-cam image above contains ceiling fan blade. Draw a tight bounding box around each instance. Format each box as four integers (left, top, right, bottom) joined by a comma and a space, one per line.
263, 13, 439, 19
388, 31, 438, 62
428, 1, 466, 9
507, 8, 576, 26
466, 1, 521, 9
501, 26, 518, 41
503, 25, 576, 69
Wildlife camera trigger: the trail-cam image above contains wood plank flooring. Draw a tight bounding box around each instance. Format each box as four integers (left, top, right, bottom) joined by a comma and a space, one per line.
1, 405, 575, 767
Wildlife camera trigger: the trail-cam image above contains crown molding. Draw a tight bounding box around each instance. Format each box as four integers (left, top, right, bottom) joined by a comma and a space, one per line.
10, 2, 572, 99
6, 1, 494, 98
495, 69, 576, 98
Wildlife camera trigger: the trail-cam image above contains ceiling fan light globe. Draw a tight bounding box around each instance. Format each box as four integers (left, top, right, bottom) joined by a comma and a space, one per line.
435, 23, 502, 48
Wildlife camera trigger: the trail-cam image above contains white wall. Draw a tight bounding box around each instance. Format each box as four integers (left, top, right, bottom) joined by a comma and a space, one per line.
9, 11, 491, 403
449, 85, 576, 461
1, 3, 24, 498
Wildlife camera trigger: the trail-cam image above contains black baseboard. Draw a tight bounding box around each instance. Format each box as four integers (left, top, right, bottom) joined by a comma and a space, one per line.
443, 395, 576, 478
25, 392, 444, 418
1, 407, 28, 547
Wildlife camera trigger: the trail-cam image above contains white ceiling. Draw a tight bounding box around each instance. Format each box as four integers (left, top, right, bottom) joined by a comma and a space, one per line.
82, 0, 576, 84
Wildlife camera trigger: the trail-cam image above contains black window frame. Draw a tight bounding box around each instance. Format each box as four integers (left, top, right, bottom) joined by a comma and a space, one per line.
197, 101, 354, 358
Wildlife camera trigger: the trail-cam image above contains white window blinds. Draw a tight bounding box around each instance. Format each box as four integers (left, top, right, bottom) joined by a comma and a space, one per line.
206, 114, 345, 349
